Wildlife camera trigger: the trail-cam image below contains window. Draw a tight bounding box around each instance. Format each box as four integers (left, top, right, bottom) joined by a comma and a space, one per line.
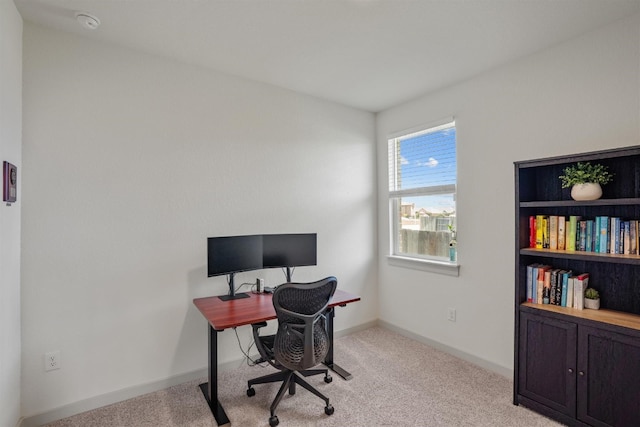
388, 120, 456, 264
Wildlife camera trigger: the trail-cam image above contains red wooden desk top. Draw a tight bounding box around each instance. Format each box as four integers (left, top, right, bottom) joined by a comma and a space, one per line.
193, 289, 361, 331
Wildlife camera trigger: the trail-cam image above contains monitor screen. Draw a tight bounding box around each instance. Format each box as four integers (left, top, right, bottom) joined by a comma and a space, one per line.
207, 235, 264, 277
262, 233, 317, 268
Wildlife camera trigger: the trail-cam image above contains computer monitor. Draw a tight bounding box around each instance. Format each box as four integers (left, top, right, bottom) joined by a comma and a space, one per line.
207, 235, 263, 300
207, 233, 318, 299
263, 233, 317, 281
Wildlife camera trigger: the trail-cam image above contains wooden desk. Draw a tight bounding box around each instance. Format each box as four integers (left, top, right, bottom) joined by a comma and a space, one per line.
193, 289, 360, 425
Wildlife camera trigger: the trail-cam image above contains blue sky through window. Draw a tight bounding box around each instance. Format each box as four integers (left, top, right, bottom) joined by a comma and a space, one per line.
399, 127, 456, 188
398, 126, 456, 213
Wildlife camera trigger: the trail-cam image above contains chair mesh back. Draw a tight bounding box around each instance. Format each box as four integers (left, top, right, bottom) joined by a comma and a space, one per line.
273, 277, 337, 371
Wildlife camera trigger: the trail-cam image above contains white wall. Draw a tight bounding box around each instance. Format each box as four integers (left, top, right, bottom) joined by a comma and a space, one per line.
21, 23, 377, 419
377, 14, 640, 373
0, 2, 23, 427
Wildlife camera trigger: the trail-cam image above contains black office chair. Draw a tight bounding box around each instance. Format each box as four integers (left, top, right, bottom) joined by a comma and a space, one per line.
246, 276, 338, 427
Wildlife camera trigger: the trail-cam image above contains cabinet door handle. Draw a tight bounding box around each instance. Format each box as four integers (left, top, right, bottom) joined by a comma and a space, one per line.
568, 368, 574, 373
579, 371, 585, 376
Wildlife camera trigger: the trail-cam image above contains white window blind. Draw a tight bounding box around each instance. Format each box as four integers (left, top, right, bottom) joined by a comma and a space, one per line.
388, 120, 457, 262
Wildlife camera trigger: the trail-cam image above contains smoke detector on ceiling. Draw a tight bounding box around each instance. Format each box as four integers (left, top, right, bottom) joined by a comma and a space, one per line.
75, 12, 100, 30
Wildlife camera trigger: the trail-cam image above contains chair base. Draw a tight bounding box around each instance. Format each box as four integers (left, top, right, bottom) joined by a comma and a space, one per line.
248, 367, 330, 395
247, 368, 334, 424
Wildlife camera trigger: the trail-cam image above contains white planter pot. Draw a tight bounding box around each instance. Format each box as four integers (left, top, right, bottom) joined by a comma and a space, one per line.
571, 183, 602, 201
584, 298, 600, 310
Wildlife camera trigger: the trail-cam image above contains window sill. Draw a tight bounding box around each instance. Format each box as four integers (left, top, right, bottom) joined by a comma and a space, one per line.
386, 255, 460, 277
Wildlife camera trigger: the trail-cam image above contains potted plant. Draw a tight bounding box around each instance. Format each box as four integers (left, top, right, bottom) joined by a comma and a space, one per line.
584, 288, 600, 310
559, 161, 614, 201
448, 224, 456, 262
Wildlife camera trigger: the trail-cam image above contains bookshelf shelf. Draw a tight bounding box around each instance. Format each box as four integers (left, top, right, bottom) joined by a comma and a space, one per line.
520, 198, 640, 208
514, 146, 640, 427
521, 303, 640, 331
519, 248, 640, 265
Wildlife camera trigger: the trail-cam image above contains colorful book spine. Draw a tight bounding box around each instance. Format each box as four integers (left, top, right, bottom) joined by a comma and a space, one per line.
535, 215, 545, 249
585, 220, 594, 252
549, 269, 559, 305
591, 216, 600, 252
561, 271, 571, 307
543, 270, 551, 304
526, 264, 538, 303
611, 217, 619, 254
624, 221, 631, 254
549, 216, 558, 250
566, 276, 574, 308
557, 216, 566, 250
554, 270, 562, 306
529, 216, 537, 248
555, 269, 564, 306
543, 217, 549, 249
578, 220, 587, 251
533, 265, 540, 303
573, 273, 589, 310
567, 216, 579, 251
599, 216, 609, 253
537, 265, 550, 304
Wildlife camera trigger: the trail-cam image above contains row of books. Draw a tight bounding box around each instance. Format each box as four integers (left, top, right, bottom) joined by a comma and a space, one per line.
526, 264, 589, 310
529, 215, 639, 255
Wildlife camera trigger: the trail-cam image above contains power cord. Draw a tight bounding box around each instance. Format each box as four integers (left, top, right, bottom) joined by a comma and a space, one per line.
226, 275, 257, 295
234, 281, 256, 294
233, 327, 269, 367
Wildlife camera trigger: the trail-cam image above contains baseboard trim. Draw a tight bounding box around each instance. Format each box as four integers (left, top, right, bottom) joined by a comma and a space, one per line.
20, 368, 208, 427
20, 321, 378, 427
377, 320, 513, 379
335, 319, 378, 338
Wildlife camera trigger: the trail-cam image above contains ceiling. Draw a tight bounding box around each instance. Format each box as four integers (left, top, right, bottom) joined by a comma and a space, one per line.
15, 0, 640, 113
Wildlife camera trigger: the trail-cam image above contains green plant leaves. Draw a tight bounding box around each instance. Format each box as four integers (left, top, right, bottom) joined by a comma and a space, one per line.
559, 162, 614, 188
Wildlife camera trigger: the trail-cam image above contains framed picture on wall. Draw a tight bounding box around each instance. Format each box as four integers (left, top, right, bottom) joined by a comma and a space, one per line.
3, 161, 17, 203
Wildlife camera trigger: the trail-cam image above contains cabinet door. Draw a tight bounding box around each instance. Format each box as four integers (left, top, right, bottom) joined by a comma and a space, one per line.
519, 312, 577, 417
577, 326, 640, 427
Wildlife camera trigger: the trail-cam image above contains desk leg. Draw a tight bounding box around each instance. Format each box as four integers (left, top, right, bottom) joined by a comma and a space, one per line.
323, 306, 353, 381
198, 324, 230, 426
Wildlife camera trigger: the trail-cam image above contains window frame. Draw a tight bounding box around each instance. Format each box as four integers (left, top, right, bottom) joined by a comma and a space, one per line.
386, 118, 459, 276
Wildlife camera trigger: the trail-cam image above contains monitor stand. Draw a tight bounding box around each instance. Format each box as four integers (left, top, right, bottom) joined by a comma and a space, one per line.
218, 293, 249, 301
218, 273, 250, 301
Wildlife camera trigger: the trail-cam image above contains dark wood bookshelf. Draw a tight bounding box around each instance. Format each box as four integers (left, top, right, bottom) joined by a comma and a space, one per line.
514, 146, 640, 427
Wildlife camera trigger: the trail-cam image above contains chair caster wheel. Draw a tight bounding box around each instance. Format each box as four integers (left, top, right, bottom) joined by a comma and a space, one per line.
325, 405, 334, 415
246, 387, 255, 397
324, 375, 333, 383
269, 415, 279, 426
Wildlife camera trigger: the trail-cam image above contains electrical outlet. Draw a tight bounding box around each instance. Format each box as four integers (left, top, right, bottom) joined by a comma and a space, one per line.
447, 308, 456, 322
45, 351, 60, 371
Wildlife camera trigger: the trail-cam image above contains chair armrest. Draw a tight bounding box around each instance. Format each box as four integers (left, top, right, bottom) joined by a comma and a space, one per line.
252, 322, 277, 367
251, 321, 268, 330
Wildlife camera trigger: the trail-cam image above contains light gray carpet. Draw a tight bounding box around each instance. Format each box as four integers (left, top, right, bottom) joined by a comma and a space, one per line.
44, 326, 562, 426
